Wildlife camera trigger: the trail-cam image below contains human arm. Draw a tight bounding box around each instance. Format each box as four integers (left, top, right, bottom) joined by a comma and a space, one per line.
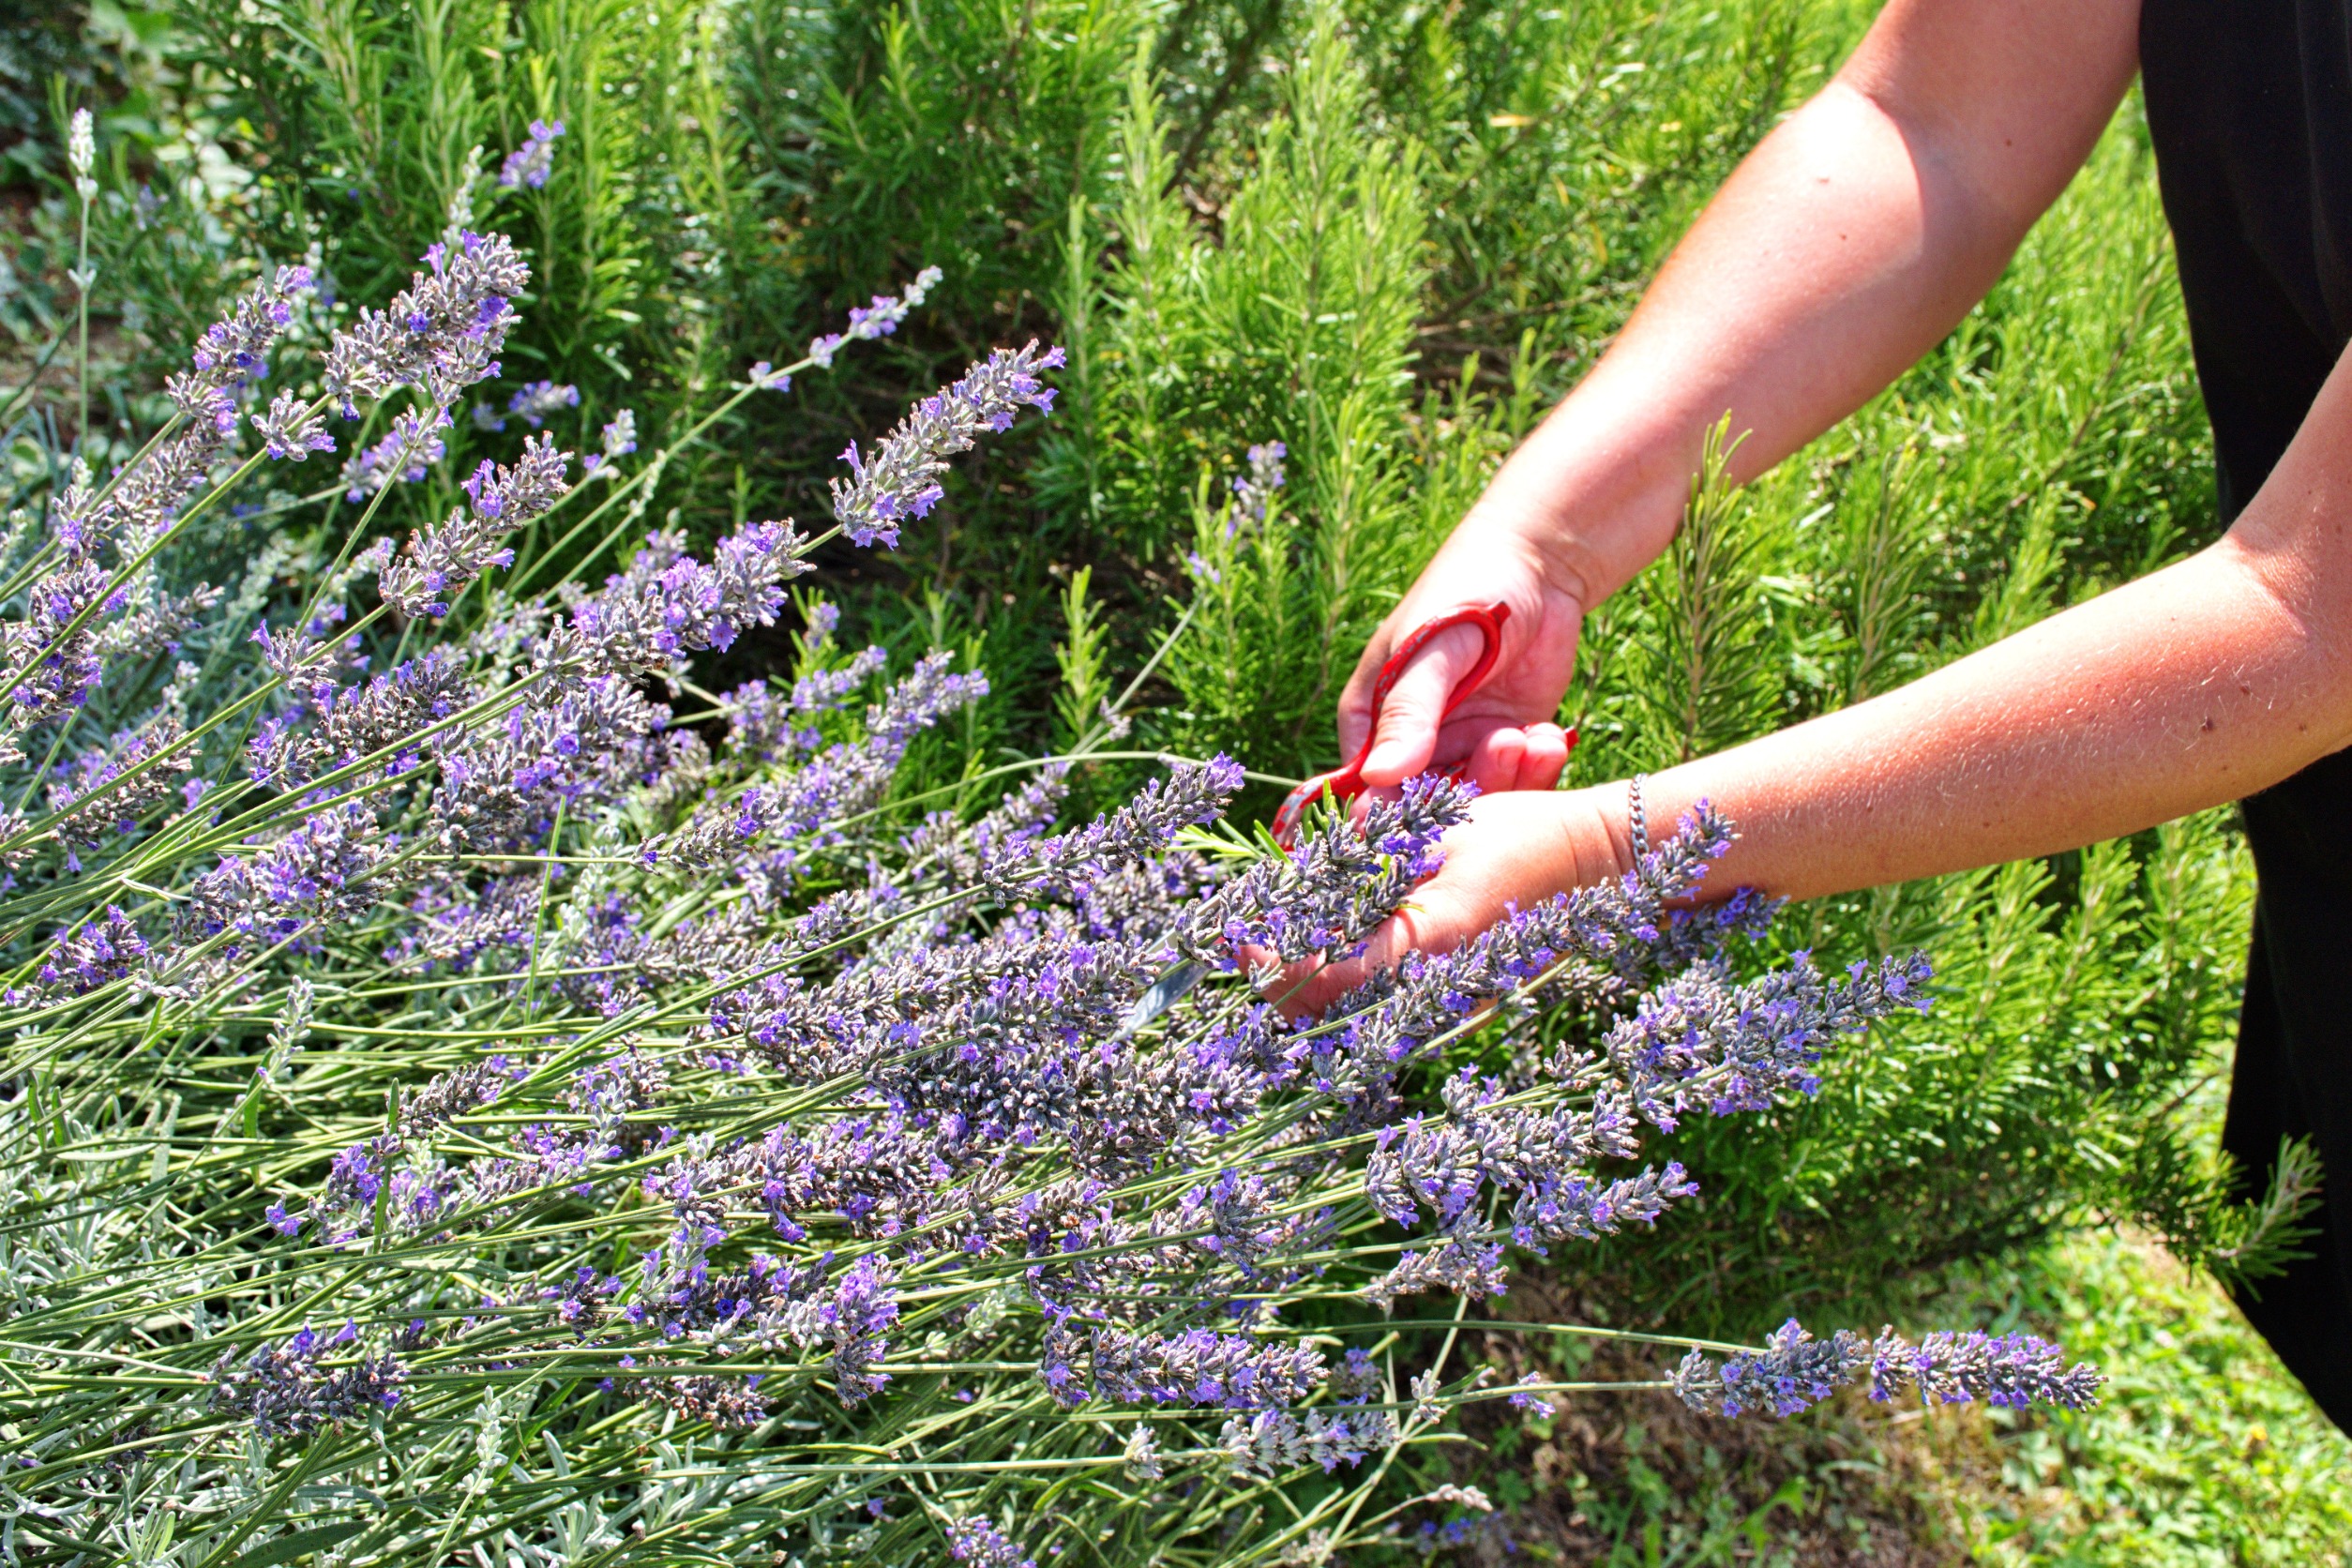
1284, 340, 2352, 1013
1343, 0, 2144, 791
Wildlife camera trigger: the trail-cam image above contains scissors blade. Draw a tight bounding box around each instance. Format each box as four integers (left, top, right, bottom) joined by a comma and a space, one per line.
1117, 958, 1211, 1038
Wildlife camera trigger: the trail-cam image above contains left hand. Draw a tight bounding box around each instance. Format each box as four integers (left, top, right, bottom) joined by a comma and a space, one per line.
1260, 787, 1629, 1019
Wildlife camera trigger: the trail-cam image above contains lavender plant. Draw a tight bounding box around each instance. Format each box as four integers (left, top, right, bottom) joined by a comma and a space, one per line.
0, 193, 2099, 1568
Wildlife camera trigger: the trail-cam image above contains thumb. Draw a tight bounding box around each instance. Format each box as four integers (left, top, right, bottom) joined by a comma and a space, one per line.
1358, 623, 1483, 787
1274, 877, 1487, 1020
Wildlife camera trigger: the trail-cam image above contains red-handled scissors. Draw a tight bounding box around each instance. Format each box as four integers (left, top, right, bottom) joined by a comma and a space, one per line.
1270, 601, 1575, 849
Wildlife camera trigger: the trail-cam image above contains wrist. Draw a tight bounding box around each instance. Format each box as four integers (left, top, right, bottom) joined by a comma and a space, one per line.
1467, 389, 1698, 610
1556, 783, 1639, 883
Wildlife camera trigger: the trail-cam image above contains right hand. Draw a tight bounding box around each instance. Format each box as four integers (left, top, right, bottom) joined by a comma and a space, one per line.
1340, 520, 1586, 793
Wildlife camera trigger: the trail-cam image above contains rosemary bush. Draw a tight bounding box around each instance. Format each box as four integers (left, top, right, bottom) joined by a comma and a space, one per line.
0, 102, 2114, 1563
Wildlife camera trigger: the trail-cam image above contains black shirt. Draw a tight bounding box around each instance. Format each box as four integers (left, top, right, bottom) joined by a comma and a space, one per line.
2143, 0, 2352, 1430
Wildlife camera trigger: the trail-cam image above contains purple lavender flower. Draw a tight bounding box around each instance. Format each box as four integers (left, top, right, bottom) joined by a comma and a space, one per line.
581, 408, 637, 476
722, 645, 886, 762
1865, 1326, 2105, 1410
323, 232, 528, 414
807, 265, 942, 369
379, 434, 571, 615
642, 652, 983, 869
249, 649, 475, 791
339, 407, 449, 501
398, 1055, 525, 1140
1220, 1407, 1397, 1476
498, 118, 565, 189
11, 905, 148, 1003
1231, 439, 1287, 529
829, 340, 1063, 548
1174, 775, 1471, 964
1671, 1319, 2102, 1419
208, 1327, 407, 1439
427, 673, 672, 852
46, 713, 197, 846
627, 1373, 770, 1428
980, 754, 1243, 900
255, 390, 336, 461
1042, 1319, 1325, 1411
506, 380, 579, 428
5, 267, 312, 733
550, 522, 810, 680
184, 801, 399, 946
945, 1516, 1035, 1568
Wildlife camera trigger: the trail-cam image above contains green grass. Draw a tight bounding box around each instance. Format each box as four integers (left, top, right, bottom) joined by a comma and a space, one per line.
1951, 1236, 2352, 1565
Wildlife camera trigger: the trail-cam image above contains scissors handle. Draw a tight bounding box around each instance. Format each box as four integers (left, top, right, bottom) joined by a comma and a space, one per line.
1272, 601, 1564, 849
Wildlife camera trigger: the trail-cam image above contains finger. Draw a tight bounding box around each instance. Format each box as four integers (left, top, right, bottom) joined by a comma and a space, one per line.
1360, 623, 1485, 787
1275, 888, 1470, 1020
1516, 723, 1572, 792
1335, 626, 1398, 758
1464, 726, 1528, 794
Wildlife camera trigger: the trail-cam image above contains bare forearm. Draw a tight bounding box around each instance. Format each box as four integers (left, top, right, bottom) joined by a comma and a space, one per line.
1464, 2, 2137, 610
1611, 546, 2343, 900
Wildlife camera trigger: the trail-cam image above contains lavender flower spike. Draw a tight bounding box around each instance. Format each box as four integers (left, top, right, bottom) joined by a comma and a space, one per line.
829, 339, 1063, 548
208, 1326, 407, 1439
807, 264, 944, 369
323, 232, 528, 414
379, 433, 570, 616
340, 407, 447, 500
498, 118, 565, 189
1672, 1318, 2102, 1419
507, 380, 579, 428
255, 390, 336, 461
946, 1516, 1036, 1568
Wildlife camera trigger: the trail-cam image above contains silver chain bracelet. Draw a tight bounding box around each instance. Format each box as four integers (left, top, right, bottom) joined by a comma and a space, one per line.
1629, 773, 1650, 860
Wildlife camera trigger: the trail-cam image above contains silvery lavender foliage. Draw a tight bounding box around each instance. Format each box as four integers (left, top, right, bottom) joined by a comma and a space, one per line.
1671, 1319, 2103, 1418
831, 341, 1063, 547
